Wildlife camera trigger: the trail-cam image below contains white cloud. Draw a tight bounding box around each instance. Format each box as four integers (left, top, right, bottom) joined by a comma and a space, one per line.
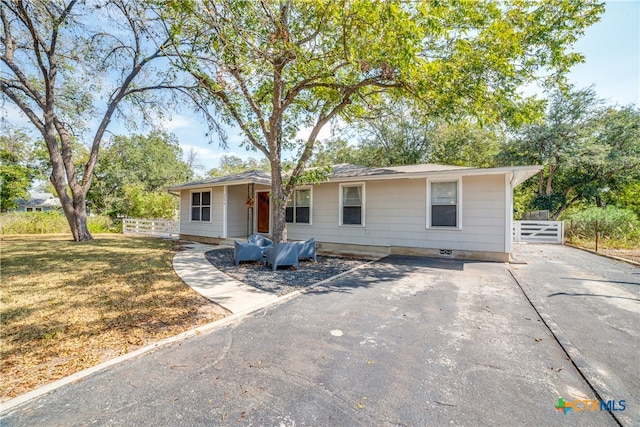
295, 123, 332, 143
160, 114, 195, 131
181, 143, 261, 171
2, 104, 32, 126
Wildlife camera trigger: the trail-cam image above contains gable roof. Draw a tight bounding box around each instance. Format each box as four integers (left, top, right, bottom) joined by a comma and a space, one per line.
167, 170, 271, 191
167, 163, 541, 191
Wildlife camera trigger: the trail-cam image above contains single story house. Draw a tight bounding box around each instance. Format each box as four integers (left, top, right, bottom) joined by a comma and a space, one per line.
167, 163, 541, 262
13, 192, 62, 212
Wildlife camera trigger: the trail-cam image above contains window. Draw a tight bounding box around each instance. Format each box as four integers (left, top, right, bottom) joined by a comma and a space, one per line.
428, 180, 460, 228
191, 191, 211, 221
340, 183, 365, 226
286, 188, 311, 224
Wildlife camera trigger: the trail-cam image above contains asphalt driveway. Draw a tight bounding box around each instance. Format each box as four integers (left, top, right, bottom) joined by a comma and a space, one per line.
2, 250, 631, 426
511, 244, 639, 426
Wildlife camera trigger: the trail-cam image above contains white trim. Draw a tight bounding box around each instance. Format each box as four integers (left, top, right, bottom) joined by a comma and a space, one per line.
189, 189, 212, 223
222, 185, 228, 238
286, 186, 313, 226
505, 174, 513, 254
426, 178, 462, 230
339, 182, 366, 227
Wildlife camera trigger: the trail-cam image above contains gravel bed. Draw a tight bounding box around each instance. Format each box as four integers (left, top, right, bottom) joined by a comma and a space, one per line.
204, 246, 371, 296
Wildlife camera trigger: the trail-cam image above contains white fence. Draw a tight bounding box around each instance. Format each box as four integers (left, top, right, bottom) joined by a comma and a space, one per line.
122, 218, 179, 239
514, 220, 564, 244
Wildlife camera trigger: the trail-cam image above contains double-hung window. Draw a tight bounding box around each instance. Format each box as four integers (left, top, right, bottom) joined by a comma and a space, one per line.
286, 188, 311, 224
340, 183, 365, 226
191, 191, 211, 222
428, 180, 460, 228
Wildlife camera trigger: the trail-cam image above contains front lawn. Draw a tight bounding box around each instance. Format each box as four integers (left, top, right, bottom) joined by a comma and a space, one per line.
0, 234, 228, 401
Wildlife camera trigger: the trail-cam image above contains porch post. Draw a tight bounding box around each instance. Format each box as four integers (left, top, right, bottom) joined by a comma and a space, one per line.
222, 185, 228, 238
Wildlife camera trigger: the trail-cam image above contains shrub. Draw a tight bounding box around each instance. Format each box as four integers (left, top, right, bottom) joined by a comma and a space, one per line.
564, 206, 640, 246
1, 211, 118, 234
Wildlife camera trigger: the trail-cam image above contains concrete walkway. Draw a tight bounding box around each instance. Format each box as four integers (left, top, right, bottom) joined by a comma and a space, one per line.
172, 242, 278, 314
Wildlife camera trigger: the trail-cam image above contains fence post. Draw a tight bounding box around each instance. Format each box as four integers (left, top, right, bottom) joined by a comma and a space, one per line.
595, 220, 599, 252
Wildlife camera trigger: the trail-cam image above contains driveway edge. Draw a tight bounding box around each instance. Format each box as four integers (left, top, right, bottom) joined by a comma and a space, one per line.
507, 267, 624, 427
564, 243, 640, 267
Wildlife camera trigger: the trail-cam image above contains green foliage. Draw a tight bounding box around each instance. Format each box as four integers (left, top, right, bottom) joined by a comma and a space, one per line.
0, 131, 35, 212
0, 154, 32, 212
0, 212, 69, 234
208, 155, 270, 177
88, 131, 190, 218
500, 88, 640, 218
564, 206, 640, 246
88, 216, 121, 234
429, 122, 502, 168
0, 211, 118, 234
120, 185, 178, 220
313, 117, 503, 169
0, 212, 118, 234
610, 181, 640, 217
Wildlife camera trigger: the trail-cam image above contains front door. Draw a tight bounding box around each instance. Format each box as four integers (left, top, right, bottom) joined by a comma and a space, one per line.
257, 191, 270, 233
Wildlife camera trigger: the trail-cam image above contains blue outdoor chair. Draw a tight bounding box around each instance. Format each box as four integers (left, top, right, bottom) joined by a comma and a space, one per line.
265, 243, 299, 271
296, 238, 317, 262
234, 240, 263, 266
248, 234, 274, 255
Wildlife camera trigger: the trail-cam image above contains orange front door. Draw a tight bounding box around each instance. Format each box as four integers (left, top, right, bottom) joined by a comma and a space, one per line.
257, 192, 270, 233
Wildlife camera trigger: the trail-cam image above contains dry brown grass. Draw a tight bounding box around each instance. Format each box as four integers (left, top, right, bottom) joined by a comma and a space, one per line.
0, 234, 229, 401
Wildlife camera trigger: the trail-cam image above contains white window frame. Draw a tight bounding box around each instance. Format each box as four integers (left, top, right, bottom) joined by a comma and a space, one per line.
286, 186, 313, 225
339, 182, 366, 227
190, 189, 212, 222
426, 178, 462, 230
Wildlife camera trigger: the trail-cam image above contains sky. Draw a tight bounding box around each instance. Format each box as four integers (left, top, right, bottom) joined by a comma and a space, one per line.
4, 1, 639, 175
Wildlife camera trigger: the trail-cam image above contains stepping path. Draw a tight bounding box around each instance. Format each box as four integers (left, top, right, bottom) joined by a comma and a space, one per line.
173, 242, 278, 313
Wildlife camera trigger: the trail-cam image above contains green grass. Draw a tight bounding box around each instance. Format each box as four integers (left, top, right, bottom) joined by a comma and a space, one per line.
0, 211, 121, 234
0, 234, 228, 401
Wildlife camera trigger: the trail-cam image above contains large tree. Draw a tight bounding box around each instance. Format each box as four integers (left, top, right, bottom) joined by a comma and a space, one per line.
0, 0, 188, 240
315, 114, 503, 168
500, 88, 640, 218
87, 130, 192, 217
164, 0, 603, 243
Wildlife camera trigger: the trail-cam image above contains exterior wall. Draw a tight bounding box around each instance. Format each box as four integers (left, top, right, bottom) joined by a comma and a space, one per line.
286, 174, 506, 256
227, 185, 248, 237
178, 174, 509, 261
178, 187, 223, 238
179, 184, 272, 239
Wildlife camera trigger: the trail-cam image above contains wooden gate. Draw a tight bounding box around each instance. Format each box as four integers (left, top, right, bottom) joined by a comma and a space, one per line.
514, 221, 564, 244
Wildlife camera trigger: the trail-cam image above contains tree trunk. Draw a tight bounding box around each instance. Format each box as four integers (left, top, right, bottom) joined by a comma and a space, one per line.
538, 171, 544, 196
269, 164, 288, 244
546, 164, 557, 196
52, 177, 93, 241
45, 124, 93, 242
